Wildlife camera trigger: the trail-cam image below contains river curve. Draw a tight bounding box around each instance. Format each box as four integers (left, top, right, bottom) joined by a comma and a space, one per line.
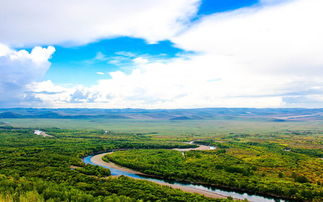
83, 146, 286, 202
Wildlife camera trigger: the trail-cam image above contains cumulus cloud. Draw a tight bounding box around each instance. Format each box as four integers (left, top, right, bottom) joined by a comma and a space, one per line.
29, 54, 286, 108
0, 0, 199, 47
2, 0, 323, 108
169, 0, 323, 107
173, 0, 323, 77
0, 44, 55, 106
32, 0, 323, 108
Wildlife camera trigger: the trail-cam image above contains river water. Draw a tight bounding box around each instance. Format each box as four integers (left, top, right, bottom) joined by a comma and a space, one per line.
83, 155, 286, 202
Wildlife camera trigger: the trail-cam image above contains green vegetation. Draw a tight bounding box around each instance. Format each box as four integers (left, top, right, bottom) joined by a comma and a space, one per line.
0, 127, 231, 202
1, 117, 323, 201
106, 132, 323, 201
3, 118, 323, 136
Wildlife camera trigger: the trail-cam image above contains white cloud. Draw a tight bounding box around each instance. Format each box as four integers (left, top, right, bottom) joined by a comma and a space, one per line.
173, 0, 323, 77
132, 57, 149, 65
2, 0, 323, 108
168, 0, 323, 107
260, 0, 293, 5
34, 0, 323, 109
29, 54, 285, 108
0, 0, 199, 47
0, 44, 55, 106
96, 72, 105, 75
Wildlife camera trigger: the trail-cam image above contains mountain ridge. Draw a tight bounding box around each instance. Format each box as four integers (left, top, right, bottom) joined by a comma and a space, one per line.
0, 108, 322, 121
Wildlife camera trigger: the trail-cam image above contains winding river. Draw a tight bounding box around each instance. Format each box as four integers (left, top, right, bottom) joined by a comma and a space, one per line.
83, 145, 286, 202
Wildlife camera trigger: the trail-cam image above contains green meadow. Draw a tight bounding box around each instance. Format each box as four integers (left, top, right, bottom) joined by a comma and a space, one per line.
2, 118, 323, 137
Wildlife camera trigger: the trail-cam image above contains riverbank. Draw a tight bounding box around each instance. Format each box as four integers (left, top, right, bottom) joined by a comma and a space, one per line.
92, 144, 215, 176
91, 152, 148, 176
86, 145, 288, 202
91, 152, 227, 199
173, 144, 215, 151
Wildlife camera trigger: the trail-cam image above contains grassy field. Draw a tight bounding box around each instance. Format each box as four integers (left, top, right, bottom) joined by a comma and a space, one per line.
1, 118, 323, 137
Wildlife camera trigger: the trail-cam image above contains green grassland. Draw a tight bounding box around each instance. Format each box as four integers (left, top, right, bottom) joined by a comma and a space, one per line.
2, 118, 323, 137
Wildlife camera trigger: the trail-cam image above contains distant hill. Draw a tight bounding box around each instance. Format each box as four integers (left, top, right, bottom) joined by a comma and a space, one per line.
170, 116, 192, 121
0, 108, 322, 121
0, 112, 22, 118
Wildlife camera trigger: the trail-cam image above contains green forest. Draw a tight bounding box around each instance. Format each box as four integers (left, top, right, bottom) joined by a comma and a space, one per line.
106, 131, 323, 201
0, 121, 322, 201
0, 126, 233, 202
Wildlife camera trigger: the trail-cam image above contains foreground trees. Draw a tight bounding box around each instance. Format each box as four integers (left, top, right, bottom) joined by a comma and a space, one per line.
107, 140, 323, 201
0, 127, 231, 202
1, 125, 322, 201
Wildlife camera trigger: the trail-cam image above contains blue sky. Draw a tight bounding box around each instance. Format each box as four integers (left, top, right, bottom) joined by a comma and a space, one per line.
0, 0, 322, 108
46, 38, 188, 85
47, 0, 259, 86
197, 0, 258, 15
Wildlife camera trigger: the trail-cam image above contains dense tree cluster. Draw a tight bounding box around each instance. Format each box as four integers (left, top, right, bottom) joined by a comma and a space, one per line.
107, 140, 323, 201
0, 127, 232, 202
